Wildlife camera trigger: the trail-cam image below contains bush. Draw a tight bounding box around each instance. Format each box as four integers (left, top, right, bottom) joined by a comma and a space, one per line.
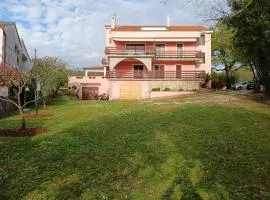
211, 80, 226, 89
211, 71, 238, 89
163, 87, 171, 91
202, 73, 211, 88
151, 88, 160, 91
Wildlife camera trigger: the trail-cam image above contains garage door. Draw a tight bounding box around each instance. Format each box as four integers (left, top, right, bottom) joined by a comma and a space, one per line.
82, 87, 99, 100
120, 82, 141, 99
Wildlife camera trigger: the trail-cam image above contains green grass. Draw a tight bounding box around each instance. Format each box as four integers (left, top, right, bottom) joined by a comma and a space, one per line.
0, 92, 270, 199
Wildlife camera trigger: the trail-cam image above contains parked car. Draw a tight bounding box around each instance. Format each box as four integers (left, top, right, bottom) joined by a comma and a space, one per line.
247, 80, 256, 90
232, 81, 248, 90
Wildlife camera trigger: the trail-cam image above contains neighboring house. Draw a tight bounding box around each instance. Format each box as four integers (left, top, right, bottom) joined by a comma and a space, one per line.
0, 21, 31, 117
0, 21, 31, 97
68, 66, 109, 100
102, 17, 212, 99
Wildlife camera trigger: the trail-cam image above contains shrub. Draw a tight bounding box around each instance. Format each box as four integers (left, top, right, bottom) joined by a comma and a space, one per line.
163, 87, 171, 91
202, 73, 211, 88
151, 88, 160, 91
211, 71, 238, 89
211, 80, 226, 89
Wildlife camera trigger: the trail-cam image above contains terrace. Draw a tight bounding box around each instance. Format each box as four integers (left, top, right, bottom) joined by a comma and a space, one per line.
106, 70, 205, 80
105, 47, 204, 61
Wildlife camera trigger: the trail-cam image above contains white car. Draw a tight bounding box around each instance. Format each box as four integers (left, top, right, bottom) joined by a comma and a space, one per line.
232, 81, 248, 90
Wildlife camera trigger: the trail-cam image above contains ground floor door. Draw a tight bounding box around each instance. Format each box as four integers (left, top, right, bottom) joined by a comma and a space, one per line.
133, 65, 144, 78
82, 87, 99, 100
120, 82, 141, 99
176, 65, 182, 78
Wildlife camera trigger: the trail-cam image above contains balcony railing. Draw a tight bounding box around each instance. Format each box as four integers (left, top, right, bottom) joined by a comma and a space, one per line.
106, 70, 205, 80
105, 47, 204, 59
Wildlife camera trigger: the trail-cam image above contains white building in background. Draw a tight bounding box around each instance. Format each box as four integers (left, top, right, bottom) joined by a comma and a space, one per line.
0, 21, 32, 97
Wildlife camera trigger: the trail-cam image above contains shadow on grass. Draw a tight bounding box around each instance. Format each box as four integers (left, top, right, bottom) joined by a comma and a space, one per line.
0, 105, 269, 199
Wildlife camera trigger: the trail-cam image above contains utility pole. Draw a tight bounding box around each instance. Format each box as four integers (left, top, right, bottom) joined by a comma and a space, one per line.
34, 48, 39, 115
34, 48, 37, 61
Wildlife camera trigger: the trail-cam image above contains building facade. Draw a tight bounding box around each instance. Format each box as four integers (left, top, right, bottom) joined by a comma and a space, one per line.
0, 22, 31, 97
102, 17, 212, 99
0, 21, 31, 117
68, 66, 109, 100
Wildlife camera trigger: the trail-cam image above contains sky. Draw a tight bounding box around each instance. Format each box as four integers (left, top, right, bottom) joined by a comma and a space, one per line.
0, 0, 210, 69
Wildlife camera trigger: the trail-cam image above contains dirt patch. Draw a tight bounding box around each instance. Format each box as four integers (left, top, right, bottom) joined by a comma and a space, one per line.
24, 113, 51, 119
0, 128, 47, 137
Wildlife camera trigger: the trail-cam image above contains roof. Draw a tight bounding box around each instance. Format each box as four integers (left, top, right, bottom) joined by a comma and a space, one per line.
110, 25, 208, 32
0, 21, 14, 28
83, 66, 104, 70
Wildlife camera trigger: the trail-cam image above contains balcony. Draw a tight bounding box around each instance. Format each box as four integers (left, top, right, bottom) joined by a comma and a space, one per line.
105, 47, 204, 60
106, 70, 205, 80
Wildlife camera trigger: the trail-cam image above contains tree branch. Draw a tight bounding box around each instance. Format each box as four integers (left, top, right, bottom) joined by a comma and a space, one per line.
22, 96, 43, 109
0, 96, 20, 109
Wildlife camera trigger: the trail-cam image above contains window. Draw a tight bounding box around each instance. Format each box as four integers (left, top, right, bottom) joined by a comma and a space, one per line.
202, 53, 206, 64
177, 44, 183, 57
133, 65, 144, 71
200, 35, 205, 45
152, 65, 164, 78
2, 31, 6, 65
126, 44, 145, 54
133, 65, 144, 78
155, 44, 165, 56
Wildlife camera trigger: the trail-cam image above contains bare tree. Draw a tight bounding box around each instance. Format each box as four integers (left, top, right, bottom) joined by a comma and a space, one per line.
0, 64, 40, 129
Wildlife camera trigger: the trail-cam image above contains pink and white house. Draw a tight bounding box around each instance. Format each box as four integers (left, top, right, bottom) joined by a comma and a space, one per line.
102, 17, 212, 99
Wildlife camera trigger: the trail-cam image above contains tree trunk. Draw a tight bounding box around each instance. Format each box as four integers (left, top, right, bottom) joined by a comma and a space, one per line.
35, 91, 39, 116
19, 109, 26, 130
225, 66, 232, 89
43, 99, 46, 109
250, 64, 261, 92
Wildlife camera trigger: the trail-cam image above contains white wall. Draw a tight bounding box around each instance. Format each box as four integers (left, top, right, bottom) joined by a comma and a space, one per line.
1, 24, 31, 70
0, 29, 3, 64
197, 33, 212, 74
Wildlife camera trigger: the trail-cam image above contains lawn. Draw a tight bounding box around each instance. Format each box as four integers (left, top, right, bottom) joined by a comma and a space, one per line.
0, 91, 269, 200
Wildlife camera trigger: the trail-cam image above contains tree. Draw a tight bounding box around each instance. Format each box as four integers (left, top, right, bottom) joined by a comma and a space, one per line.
33, 57, 68, 108
212, 22, 239, 89
226, 0, 270, 94
0, 64, 38, 129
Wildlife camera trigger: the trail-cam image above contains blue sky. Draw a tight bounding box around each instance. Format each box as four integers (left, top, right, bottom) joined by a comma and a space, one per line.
0, 0, 210, 68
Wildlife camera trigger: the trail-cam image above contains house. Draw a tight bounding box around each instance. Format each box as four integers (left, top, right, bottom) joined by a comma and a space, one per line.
0, 21, 31, 97
68, 66, 109, 100
102, 17, 212, 99
0, 22, 31, 117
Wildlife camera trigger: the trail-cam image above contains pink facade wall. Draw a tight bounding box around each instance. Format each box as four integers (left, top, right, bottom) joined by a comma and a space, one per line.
68, 76, 110, 98
152, 60, 196, 71
116, 60, 144, 70
114, 60, 196, 72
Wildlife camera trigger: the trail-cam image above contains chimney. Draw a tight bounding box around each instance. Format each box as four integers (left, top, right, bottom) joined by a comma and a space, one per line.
166, 16, 170, 27
111, 15, 117, 28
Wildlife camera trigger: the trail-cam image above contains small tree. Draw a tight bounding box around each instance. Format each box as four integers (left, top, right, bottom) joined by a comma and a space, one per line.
0, 64, 38, 129
33, 57, 68, 109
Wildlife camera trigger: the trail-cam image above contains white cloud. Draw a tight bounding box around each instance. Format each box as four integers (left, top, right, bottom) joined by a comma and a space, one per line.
1, 0, 207, 68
